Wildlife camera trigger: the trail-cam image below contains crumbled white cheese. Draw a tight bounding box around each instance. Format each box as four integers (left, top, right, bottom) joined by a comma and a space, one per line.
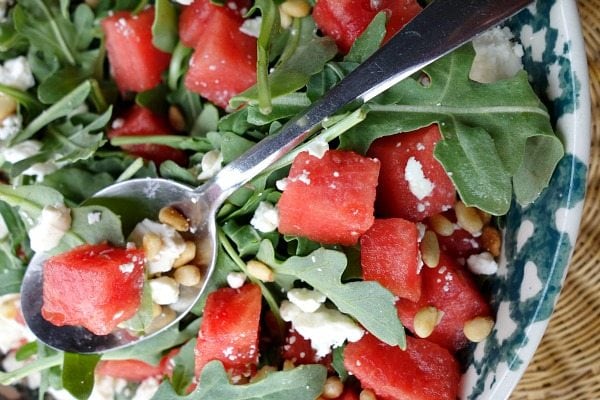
2, 140, 58, 181
28, 204, 71, 253
0, 56, 35, 91
0, 214, 7, 240
0, 294, 36, 354
111, 118, 124, 129
131, 377, 161, 400
172, 0, 193, 5
304, 137, 329, 159
48, 375, 128, 400
250, 201, 279, 233
149, 276, 180, 305
129, 219, 186, 274
287, 288, 326, 313
87, 211, 102, 225
280, 301, 364, 358
0, 114, 22, 141
197, 149, 223, 180
404, 156, 434, 200
470, 26, 524, 84
227, 272, 247, 289
275, 177, 289, 191
239, 16, 262, 38
466, 251, 498, 275
1, 350, 41, 389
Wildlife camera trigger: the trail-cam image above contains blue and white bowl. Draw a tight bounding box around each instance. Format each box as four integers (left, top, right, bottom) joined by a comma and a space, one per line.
461, 0, 590, 398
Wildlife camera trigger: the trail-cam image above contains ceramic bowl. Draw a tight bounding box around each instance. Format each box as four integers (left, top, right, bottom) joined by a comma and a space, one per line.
461, 0, 590, 398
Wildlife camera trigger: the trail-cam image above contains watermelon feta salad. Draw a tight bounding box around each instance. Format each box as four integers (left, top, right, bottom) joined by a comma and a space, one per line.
0, 0, 563, 400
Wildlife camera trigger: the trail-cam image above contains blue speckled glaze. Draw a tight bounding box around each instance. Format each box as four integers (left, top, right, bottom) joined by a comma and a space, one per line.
460, 0, 590, 398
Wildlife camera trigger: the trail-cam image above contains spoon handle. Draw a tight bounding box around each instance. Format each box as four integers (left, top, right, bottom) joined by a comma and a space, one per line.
203, 0, 533, 204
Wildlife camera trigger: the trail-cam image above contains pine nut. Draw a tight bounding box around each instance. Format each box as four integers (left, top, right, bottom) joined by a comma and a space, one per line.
413, 306, 442, 338
283, 359, 295, 371
174, 265, 202, 287
322, 376, 344, 399
250, 365, 277, 383
480, 226, 502, 257
477, 209, 492, 225
146, 306, 176, 334
195, 237, 213, 267
247, 260, 275, 282
420, 230, 440, 268
455, 201, 483, 235
360, 389, 377, 400
149, 276, 180, 305
280, 0, 311, 18
464, 316, 494, 342
0, 94, 17, 121
151, 302, 162, 318
429, 214, 455, 236
159, 206, 189, 232
174, 241, 196, 267
168, 105, 186, 132
279, 7, 293, 28
143, 233, 162, 260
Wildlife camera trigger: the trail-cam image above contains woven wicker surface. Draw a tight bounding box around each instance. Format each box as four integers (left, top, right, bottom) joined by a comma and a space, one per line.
511, 1, 600, 398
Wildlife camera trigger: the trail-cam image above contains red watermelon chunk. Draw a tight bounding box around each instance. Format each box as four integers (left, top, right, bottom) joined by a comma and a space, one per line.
344, 334, 460, 400
277, 150, 380, 246
184, 7, 257, 109
281, 327, 332, 367
396, 253, 492, 352
313, 0, 422, 54
367, 125, 456, 222
427, 210, 483, 258
96, 349, 179, 382
195, 284, 262, 380
101, 7, 171, 93
360, 218, 421, 302
179, 0, 251, 47
108, 105, 188, 166
41, 243, 145, 336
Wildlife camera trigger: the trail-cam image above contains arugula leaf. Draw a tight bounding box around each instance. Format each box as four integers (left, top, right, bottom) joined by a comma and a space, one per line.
119, 281, 155, 333
257, 240, 406, 349
169, 339, 197, 395
62, 353, 101, 400
153, 361, 327, 400
340, 45, 563, 214
344, 11, 386, 64
152, 0, 178, 53
12, 80, 92, 143
231, 17, 337, 107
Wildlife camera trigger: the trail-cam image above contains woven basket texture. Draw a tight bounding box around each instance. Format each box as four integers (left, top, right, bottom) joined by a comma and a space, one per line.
511, 1, 600, 398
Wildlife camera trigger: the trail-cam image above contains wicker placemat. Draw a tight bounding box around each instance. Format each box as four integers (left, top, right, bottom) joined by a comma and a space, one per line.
511, 1, 600, 398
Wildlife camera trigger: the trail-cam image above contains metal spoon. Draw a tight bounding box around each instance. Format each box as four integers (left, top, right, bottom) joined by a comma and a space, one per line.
20, 0, 532, 353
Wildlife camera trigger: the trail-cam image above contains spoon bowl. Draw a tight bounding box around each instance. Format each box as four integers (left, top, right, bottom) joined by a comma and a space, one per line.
20, 0, 533, 353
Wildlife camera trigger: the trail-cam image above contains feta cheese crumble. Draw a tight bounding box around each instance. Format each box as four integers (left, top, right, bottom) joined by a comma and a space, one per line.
0, 56, 35, 91
0, 114, 22, 141
239, 17, 262, 38
0, 214, 7, 239
280, 301, 364, 358
2, 140, 59, 181
304, 137, 329, 159
197, 149, 223, 180
470, 26, 524, 84
466, 251, 498, 275
0, 294, 36, 354
28, 204, 71, 253
404, 156, 434, 200
227, 272, 247, 289
287, 288, 326, 313
129, 219, 186, 274
250, 201, 279, 233
149, 276, 180, 305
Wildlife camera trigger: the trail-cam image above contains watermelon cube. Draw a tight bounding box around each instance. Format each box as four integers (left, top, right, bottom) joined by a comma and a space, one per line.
178, 0, 251, 48
344, 334, 460, 400
313, 0, 421, 54
367, 125, 456, 222
108, 105, 188, 166
396, 253, 492, 352
360, 218, 421, 302
277, 150, 380, 246
184, 6, 257, 109
195, 284, 262, 379
101, 7, 171, 93
41, 243, 145, 336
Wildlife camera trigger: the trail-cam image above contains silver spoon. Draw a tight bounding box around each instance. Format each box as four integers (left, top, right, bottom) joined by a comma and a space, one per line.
21, 0, 532, 353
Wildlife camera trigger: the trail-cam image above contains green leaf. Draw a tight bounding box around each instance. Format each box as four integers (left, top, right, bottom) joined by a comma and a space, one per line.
247, 93, 311, 126
331, 346, 348, 382
169, 339, 197, 395
136, 85, 169, 115
220, 132, 256, 163
119, 281, 154, 332
13, 80, 91, 143
42, 168, 114, 204
340, 45, 563, 214
37, 67, 89, 104
231, 18, 337, 107
152, 0, 178, 52
69, 205, 125, 246
153, 361, 327, 400
222, 220, 264, 257
62, 353, 101, 400
344, 12, 386, 63
257, 240, 406, 348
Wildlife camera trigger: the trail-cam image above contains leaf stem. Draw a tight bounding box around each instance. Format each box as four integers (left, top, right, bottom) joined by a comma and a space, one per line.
0, 353, 62, 386
35, 0, 76, 65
